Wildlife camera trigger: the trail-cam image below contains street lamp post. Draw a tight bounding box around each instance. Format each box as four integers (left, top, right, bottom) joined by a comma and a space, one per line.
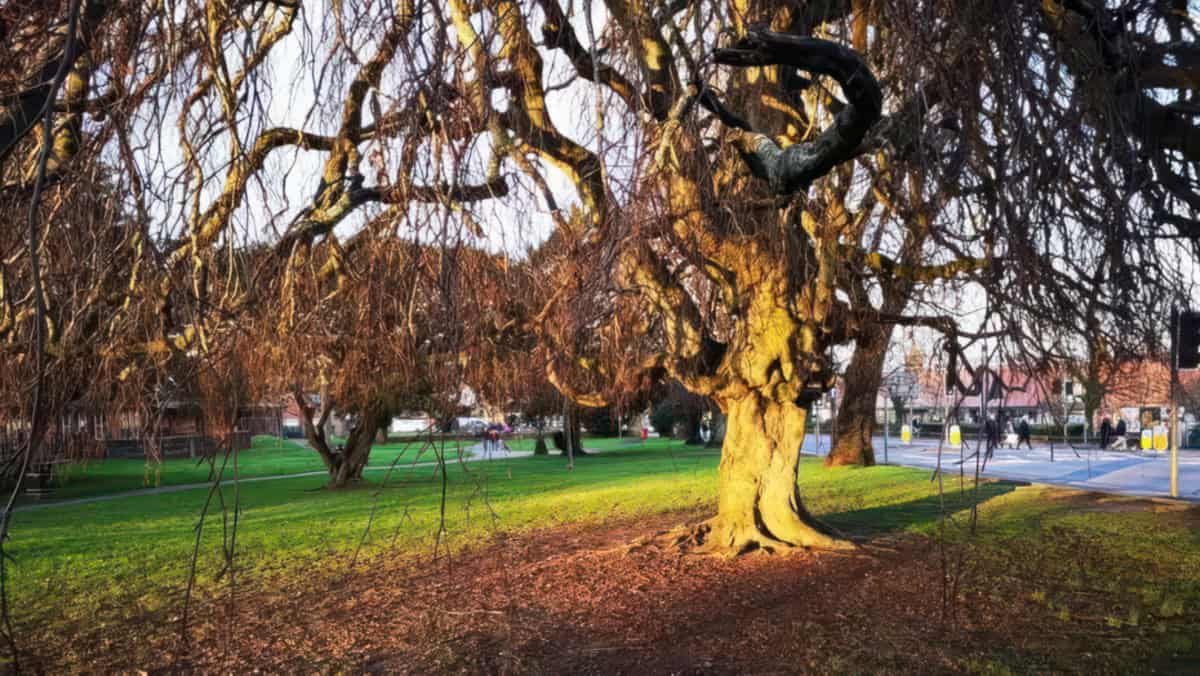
1171, 308, 1180, 498
882, 385, 889, 465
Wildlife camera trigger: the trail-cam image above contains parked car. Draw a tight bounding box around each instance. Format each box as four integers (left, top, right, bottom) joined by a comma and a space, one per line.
453, 417, 489, 434
389, 417, 433, 434
1186, 425, 1200, 449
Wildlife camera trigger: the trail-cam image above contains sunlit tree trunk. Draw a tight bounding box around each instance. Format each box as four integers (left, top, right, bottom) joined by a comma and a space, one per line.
695, 394, 847, 554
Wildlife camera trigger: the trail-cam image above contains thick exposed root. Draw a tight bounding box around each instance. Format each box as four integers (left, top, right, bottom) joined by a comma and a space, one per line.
759, 512, 856, 552
625, 515, 856, 558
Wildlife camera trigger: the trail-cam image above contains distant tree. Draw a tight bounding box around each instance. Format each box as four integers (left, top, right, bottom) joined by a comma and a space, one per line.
515, 379, 561, 456
579, 406, 617, 437
261, 240, 523, 487
649, 381, 713, 445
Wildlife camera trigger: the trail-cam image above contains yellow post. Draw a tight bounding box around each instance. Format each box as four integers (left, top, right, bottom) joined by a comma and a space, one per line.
1170, 406, 1179, 498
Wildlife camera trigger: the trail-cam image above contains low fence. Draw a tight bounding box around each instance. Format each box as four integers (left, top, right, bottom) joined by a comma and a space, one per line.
0, 430, 99, 472
808, 411, 1200, 448
238, 416, 282, 438
105, 431, 253, 459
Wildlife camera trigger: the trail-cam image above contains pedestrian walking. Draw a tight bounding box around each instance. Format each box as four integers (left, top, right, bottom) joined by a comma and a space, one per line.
1017, 417, 1033, 450
1099, 415, 1112, 449
1109, 418, 1127, 450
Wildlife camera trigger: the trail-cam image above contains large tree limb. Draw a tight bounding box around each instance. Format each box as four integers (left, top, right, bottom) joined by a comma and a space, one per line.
860, 250, 988, 285
489, 0, 608, 229
603, 0, 678, 119
535, 0, 641, 112
699, 29, 882, 195
274, 175, 509, 255
0, 0, 110, 168
292, 388, 337, 472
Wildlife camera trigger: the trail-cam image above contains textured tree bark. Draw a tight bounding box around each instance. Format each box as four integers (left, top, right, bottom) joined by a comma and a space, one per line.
692, 394, 849, 555
328, 410, 380, 488
827, 325, 890, 466
293, 390, 380, 488
559, 399, 585, 458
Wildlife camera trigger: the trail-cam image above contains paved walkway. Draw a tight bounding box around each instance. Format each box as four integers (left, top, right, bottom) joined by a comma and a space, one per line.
803, 434, 1200, 502
16, 444, 533, 512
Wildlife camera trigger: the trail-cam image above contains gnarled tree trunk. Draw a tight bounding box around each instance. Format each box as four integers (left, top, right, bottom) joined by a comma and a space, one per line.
827, 325, 890, 466
330, 410, 380, 487
294, 390, 381, 488
694, 394, 848, 555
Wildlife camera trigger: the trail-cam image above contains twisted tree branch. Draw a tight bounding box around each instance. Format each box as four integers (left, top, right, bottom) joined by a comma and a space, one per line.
699, 29, 883, 194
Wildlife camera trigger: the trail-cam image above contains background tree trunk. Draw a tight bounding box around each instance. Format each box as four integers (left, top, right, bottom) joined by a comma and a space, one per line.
559, 399, 585, 457
694, 394, 848, 555
707, 412, 727, 448
329, 410, 380, 488
827, 324, 891, 466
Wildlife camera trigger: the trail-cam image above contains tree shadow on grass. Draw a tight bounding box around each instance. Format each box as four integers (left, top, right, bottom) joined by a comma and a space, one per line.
819, 480, 1024, 537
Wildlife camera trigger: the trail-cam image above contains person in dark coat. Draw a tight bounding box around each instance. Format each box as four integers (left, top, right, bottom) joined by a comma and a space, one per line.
1017, 417, 1033, 450
1099, 415, 1112, 449
1110, 418, 1127, 449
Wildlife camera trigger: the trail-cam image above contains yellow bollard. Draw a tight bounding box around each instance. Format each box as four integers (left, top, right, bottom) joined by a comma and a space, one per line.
949, 424, 962, 447
1154, 424, 1168, 452
901, 424, 912, 444
1141, 429, 1154, 451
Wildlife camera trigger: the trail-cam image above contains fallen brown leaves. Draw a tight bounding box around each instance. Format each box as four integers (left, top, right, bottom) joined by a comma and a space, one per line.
19, 505, 1189, 673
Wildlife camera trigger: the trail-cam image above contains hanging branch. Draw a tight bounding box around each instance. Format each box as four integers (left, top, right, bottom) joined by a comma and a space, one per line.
0, 0, 85, 668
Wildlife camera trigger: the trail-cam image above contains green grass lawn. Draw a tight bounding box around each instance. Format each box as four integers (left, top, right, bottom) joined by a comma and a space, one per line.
38, 434, 480, 502
10, 440, 946, 635
8, 438, 1200, 670
503, 434, 657, 452
38, 433, 653, 503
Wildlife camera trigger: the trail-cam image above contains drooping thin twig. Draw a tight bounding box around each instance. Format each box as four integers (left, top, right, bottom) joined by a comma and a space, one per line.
0, 2, 85, 668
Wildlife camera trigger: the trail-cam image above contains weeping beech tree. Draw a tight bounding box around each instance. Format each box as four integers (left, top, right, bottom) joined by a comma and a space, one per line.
0, 0, 1011, 554
257, 238, 531, 488
522, 16, 988, 552
4, 0, 1197, 556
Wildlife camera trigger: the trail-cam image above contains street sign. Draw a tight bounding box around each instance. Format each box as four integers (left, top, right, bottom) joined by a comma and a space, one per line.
886, 371, 920, 401
1180, 311, 1200, 370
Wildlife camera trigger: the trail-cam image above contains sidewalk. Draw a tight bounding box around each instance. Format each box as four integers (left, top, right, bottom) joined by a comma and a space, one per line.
803, 434, 1200, 502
